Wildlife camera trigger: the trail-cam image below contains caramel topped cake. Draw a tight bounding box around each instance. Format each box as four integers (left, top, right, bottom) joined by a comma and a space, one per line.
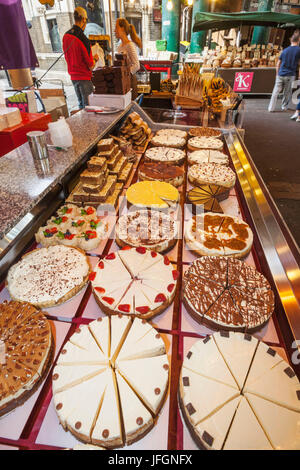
183, 257, 274, 331
0, 301, 53, 417
116, 210, 178, 253
188, 127, 222, 138
139, 161, 184, 188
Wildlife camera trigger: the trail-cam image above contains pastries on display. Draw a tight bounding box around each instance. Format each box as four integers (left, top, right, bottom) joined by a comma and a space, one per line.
116, 210, 178, 253
53, 317, 169, 447
188, 163, 236, 189
151, 134, 186, 149
183, 256, 274, 331
188, 127, 222, 139
35, 204, 108, 251
6, 246, 91, 308
188, 137, 224, 152
188, 150, 229, 166
180, 332, 300, 450
145, 147, 185, 166
126, 181, 179, 209
187, 185, 229, 214
139, 161, 184, 187
0, 301, 53, 417
185, 213, 253, 258
119, 112, 152, 151
91, 248, 179, 319
155, 128, 188, 140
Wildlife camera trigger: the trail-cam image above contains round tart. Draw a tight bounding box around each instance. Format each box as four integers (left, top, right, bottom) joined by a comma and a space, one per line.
145, 147, 185, 166
151, 134, 186, 149
185, 213, 253, 258
188, 150, 229, 166
188, 137, 224, 152
116, 210, 178, 253
183, 256, 274, 331
188, 127, 222, 138
180, 332, 300, 450
6, 246, 91, 308
139, 161, 184, 188
91, 248, 179, 319
126, 181, 179, 210
188, 163, 236, 189
0, 301, 54, 417
53, 316, 169, 448
155, 128, 188, 140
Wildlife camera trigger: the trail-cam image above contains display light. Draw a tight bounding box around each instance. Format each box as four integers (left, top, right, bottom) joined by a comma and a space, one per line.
187, 0, 193, 5
166, 0, 173, 10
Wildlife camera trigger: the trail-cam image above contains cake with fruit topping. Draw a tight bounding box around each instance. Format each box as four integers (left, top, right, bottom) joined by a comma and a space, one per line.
90, 247, 179, 319
53, 317, 169, 448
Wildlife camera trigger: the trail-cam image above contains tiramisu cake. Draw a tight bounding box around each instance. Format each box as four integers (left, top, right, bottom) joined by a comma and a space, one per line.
126, 181, 179, 209
116, 210, 178, 253
183, 256, 274, 331
90, 248, 179, 320
188, 127, 222, 139
188, 150, 229, 166
145, 147, 185, 166
6, 246, 91, 308
188, 137, 224, 152
0, 301, 54, 417
53, 317, 169, 448
185, 213, 253, 258
139, 162, 184, 188
188, 163, 236, 189
180, 332, 300, 450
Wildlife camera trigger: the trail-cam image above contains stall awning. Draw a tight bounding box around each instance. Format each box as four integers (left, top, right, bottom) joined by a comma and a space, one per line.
193, 11, 300, 32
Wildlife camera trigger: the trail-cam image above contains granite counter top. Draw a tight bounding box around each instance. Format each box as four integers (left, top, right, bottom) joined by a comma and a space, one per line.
0, 107, 130, 239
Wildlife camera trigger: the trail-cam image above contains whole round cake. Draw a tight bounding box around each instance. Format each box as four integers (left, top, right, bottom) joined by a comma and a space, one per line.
185, 213, 253, 258
180, 332, 300, 450
188, 137, 224, 152
188, 127, 222, 139
155, 128, 188, 140
116, 210, 178, 253
151, 134, 186, 149
126, 181, 179, 209
139, 161, 184, 188
188, 150, 229, 166
53, 316, 169, 448
90, 247, 179, 319
188, 163, 236, 189
6, 245, 91, 308
145, 147, 185, 166
0, 301, 54, 417
183, 256, 274, 331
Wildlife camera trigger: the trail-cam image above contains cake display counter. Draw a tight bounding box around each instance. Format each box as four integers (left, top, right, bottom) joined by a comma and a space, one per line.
0, 102, 299, 450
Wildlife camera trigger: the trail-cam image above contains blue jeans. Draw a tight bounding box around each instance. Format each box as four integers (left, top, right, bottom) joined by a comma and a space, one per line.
72, 80, 93, 109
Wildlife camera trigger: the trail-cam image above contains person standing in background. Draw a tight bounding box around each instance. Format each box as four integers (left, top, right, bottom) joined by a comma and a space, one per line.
115, 18, 142, 99
268, 31, 300, 113
63, 7, 98, 109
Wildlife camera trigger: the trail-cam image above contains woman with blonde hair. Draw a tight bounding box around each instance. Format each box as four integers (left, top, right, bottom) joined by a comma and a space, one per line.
115, 18, 142, 98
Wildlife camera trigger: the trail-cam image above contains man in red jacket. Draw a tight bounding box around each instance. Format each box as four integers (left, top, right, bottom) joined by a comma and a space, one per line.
63, 7, 98, 109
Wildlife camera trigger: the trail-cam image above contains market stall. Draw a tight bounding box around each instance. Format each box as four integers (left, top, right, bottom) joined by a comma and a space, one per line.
0, 102, 299, 450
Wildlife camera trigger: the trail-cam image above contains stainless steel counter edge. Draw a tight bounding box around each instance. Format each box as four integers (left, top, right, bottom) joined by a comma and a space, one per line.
225, 130, 300, 345
0, 105, 131, 241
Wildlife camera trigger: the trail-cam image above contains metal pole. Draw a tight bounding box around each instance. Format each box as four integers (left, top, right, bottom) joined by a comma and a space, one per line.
190, 0, 209, 53
108, 0, 115, 59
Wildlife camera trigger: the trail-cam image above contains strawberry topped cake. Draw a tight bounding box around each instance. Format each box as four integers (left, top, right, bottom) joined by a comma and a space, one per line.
90, 247, 179, 320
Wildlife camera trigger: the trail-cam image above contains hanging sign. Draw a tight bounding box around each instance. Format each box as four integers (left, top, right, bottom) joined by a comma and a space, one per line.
233, 72, 254, 93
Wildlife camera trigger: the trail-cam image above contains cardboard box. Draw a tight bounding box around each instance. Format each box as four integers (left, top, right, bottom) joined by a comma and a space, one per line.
88, 90, 132, 110
39, 89, 68, 122
0, 107, 22, 128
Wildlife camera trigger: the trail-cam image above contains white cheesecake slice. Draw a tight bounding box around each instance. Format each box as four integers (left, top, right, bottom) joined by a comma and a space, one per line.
100, 252, 132, 282
69, 325, 106, 357
223, 397, 273, 450
142, 278, 175, 302
116, 317, 153, 361
214, 332, 258, 389
89, 317, 110, 357
245, 341, 283, 387
195, 396, 241, 450
244, 361, 300, 412
66, 370, 109, 441
134, 285, 155, 315
245, 393, 300, 450
117, 327, 166, 361
116, 370, 153, 445
117, 354, 169, 414
110, 315, 132, 360
97, 281, 132, 311
115, 283, 135, 315
57, 341, 108, 365
183, 336, 238, 390
180, 367, 239, 427
91, 368, 123, 448
140, 257, 175, 284
52, 364, 107, 394
118, 247, 160, 277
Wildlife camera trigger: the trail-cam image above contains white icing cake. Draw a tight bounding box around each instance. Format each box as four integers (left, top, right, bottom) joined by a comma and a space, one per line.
188, 162, 236, 189
188, 136, 224, 151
